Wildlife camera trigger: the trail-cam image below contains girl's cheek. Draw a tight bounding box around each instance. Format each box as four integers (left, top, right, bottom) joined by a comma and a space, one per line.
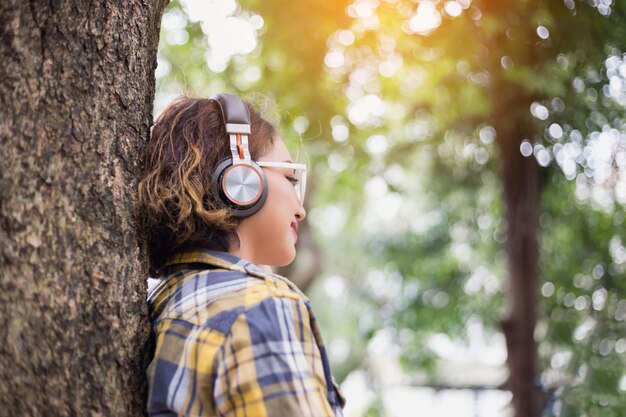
278, 182, 291, 198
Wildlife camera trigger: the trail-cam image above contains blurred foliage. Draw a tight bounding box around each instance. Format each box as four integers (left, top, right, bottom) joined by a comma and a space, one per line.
539, 170, 626, 416
155, 0, 626, 415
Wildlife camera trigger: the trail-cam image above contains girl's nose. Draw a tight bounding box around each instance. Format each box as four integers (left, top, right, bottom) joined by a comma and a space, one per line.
295, 204, 306, 221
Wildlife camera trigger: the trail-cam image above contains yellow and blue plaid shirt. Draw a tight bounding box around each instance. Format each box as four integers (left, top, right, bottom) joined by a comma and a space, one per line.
146, 250, 346, 417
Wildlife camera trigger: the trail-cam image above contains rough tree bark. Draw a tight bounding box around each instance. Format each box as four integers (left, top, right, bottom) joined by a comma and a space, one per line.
0, 1, 166, 415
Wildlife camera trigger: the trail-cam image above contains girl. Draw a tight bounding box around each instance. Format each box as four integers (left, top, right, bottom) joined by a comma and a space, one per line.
139, 94, 345, 417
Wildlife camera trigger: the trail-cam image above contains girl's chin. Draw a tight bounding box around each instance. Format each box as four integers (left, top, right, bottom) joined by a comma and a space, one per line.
276, 248, 297, 267
258, 247, 296, 268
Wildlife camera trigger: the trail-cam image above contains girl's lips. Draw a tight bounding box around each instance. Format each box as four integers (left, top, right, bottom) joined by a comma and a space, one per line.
291, 221, 298, 239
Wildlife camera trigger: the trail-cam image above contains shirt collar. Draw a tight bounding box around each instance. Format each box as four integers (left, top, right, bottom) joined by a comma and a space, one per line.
164, 249, 260, 272
163, 249, 309, 302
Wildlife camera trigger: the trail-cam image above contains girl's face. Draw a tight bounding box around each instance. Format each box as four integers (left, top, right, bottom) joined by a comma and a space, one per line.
234, 137, 306, 266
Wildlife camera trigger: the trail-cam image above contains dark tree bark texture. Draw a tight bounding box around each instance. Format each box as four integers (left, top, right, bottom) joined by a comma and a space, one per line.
0, 1, 166, 415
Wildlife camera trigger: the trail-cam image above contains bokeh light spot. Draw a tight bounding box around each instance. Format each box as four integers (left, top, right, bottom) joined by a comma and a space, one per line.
536, 25, 550, 39
325, 49, 345, 69
520, 140, 533, 157
337, 30, 356, 46
548, 123, 563, 139
408, 2, 442, 35
444, 1, 463, 17
530, 102, 550, 120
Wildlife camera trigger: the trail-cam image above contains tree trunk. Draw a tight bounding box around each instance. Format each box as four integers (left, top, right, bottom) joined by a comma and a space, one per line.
0, 1, 166, 415
489, 45, 543, 417
478, 1, 545, 414
496, 113, 543, 417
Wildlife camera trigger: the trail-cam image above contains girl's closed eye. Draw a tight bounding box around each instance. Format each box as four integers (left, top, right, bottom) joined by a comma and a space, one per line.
286, 175, 298, 185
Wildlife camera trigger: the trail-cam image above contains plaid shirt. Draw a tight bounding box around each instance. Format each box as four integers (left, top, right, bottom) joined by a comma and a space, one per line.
146, 250, 346, 417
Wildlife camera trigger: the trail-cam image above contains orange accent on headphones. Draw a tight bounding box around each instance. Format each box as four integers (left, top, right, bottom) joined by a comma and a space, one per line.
236, 134, 245, 159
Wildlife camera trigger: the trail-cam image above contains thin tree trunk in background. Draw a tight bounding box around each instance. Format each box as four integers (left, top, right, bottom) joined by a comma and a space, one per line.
496, 111, 542, 417
489, 42, 543, 417
479, 1, 543, 416
0, 1, 166, 415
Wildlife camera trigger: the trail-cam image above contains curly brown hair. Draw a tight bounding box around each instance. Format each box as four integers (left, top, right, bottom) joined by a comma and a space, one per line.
138, 96, 277, 275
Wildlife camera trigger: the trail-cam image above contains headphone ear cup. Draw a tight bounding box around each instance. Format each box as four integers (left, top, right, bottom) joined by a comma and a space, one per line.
212, 158, 268, 217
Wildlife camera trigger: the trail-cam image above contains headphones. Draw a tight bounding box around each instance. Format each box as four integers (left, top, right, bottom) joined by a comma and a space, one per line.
211, 93, 268, 217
